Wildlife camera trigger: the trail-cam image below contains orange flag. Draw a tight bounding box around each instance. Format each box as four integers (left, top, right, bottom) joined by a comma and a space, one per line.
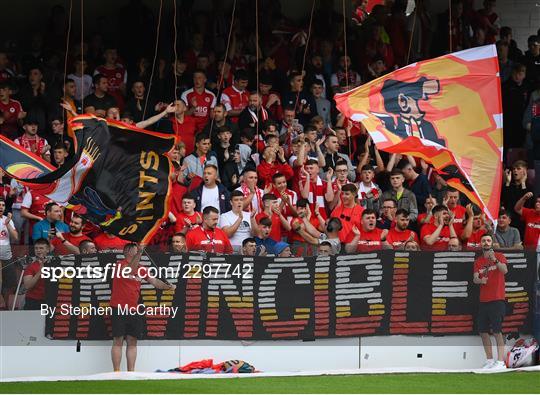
335, 45, 503, 221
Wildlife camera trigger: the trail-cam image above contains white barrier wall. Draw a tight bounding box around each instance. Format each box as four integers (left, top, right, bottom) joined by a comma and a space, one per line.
0, 311, 511, 379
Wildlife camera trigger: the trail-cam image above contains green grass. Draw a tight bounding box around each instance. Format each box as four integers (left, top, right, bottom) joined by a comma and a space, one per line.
1, 372, 539, 393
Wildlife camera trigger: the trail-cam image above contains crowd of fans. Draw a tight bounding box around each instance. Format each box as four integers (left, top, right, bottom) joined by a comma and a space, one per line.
0, 0, 540, 310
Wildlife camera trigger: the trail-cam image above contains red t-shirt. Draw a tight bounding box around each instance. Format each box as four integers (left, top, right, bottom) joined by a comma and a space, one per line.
51, 233, 92, 255
24, 261, 45, 301
417, 212, 434, 227
420, 223, 451, 250
93, 233, 130, 252
169, 115, 197, 154
386, 228, 419, 249
449, 205, 467, 236
185, 226, 233, 254
256, 212, 282, 241
355, 227, 384, 252
331, 204, 363, 243
170, 181, 188, 218
174, 211, 202, 234
221, 86, 249, 122
0, 99, 23, 139
465, 228, 487, 250
521, 208, 540, 249
181, 88, 216, 132
109, 259, 149, 308
473, 253, 507, 302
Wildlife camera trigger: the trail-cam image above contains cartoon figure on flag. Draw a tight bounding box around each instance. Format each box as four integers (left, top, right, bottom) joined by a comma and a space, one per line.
373, 77, 445, 146
335, 45, 503, 221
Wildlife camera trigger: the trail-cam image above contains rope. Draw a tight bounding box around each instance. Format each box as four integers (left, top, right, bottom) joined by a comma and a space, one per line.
208, 0, 237, 141
406, 7, 417, 65
80, 0, 84, 111
293, 0, 316, 112
62, 0, 73, 126
142, 0, 163, 120
342, 0, 352, 157
173, 0, 178, 103
448, 0, 452, 52
342, 0, 349, 92
255, 0, 260, 151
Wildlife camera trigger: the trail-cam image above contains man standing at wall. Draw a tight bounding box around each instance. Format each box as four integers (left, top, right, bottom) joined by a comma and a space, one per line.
473, 233, 508, 369
110, 243, 175, 372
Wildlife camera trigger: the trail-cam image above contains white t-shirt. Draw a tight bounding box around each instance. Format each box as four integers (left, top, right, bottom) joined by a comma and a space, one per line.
0, 215, 15, 260
218, 210, 252, 250
201, 185, 220, 214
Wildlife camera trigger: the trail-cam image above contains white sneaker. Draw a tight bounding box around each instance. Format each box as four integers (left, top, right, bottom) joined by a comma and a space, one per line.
490, 361, 507, 369
482, 359, 495, 369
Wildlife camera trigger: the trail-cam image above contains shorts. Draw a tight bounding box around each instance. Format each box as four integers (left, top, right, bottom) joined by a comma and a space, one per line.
477, 300, 506, 334
1, 259, 18, 290
111, 306, 145, 339
24, 298, 44, 310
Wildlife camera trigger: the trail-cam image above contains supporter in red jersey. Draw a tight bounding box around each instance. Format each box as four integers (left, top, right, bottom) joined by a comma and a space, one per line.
288, 199, 324, 256
185, 206, 233, 254
445, 188, 467, 237
181, 70, 216, 132
14, 117, 49, 158
220, 69, 249, 123
515, 192, 540, 250
271, 172, 298, 219
0, 81, 25, 140
299, 159, 335, 220
421, 204, 459, 250
51, 214, 92, 255
23, 238, 50, 310
20, 189, 48, 236
259, 76, 283, 121
94, 232, 130, 252
329, 161, 353, 211
356, 164, 382, 213
331, 183, 363, 242
110, 243, 175, 372
161, 99, 198, 154
473, 233, 508, 370
345, 209, 388, 253
288, 137, 309, 193
461, 204, 492, 250
417, 195, 437, 229
173, 193, 203, 234
94, 46, 127, 110
386, 209, 420, 250
258, 146, 294, 188
236, 169, 264, 214
255, 193, 291, 242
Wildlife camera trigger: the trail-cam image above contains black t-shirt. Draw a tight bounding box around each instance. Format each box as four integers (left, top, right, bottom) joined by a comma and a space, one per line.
83, 93, 117, 112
